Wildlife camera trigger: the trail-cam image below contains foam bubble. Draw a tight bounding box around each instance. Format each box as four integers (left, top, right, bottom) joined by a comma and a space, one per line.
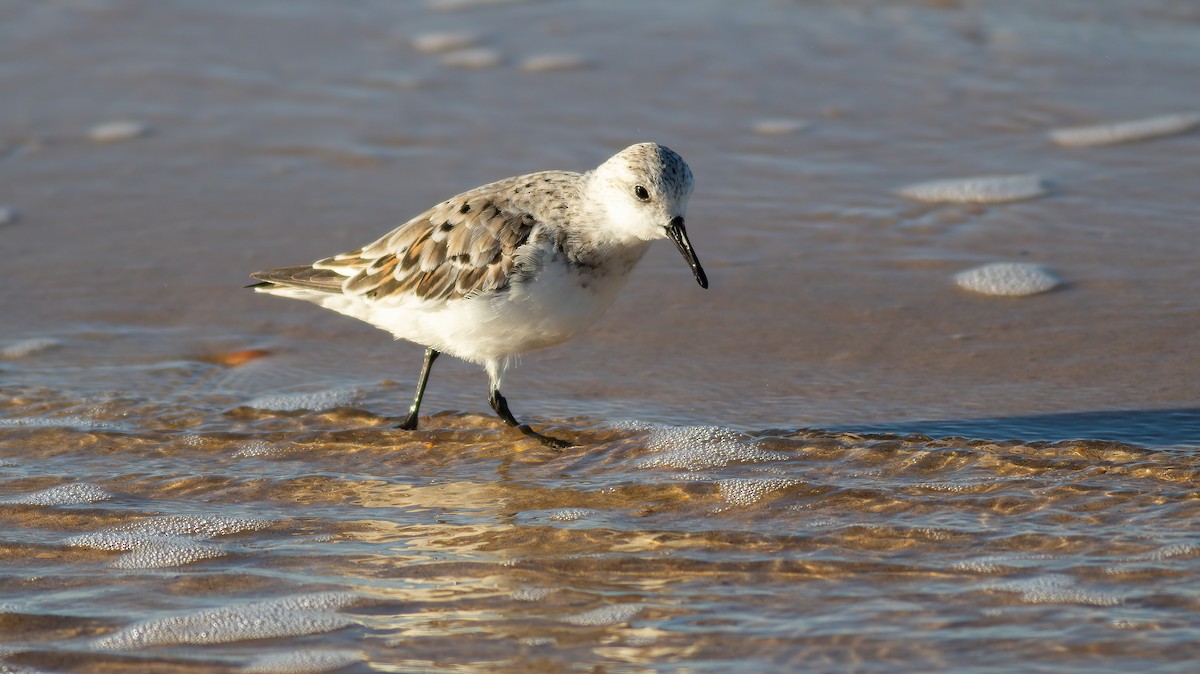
520, 54, 588, 72
954, 262, 1059, 296
1050, 113, 1199, 147
1127, 543, 1197, 563
0, 416, 116, 430
910, 482, 977, 493
511, 587, 554, 601
954, 559, 1004, 573
241, 649, 361, 673
65, 531, 149, 551
717, 478, 800, 507
91, 592, 358, 650
1, 483, 113, 506
0, 338, 61, 359
989, 574, 1123, 607
951, 553, 1054, 573
518, 636, 556, 647
245, 387, 360, 412
88, 120, 150, 143
547, 508, 596, 522
1145, 543, 1196, 561
109, 538, 227, 569
410, 31, 481, 54
234, 441, 275, 458
896, 174, 1046, 204
635, 426, 788, 470
562, 603, 643, 626
181, 433, 208, 447
66, 515, 271, 568
440, 48, 502, 69
625, 635, 658, 647
751, 118, 811, 136
108, 515, 272, 538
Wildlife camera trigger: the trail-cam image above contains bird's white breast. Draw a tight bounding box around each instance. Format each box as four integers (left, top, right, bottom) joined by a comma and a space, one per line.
315, 239, 652, 365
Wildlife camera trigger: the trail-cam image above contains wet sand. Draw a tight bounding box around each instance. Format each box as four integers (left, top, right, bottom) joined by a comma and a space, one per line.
2, 0, 1200, 671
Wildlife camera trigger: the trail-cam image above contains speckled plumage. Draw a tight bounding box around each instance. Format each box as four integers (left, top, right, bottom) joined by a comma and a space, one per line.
250, 142, 706, 444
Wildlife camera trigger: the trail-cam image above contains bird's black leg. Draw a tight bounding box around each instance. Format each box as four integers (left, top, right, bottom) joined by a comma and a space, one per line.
488, 388, 572, 449
396, 348, 440, 430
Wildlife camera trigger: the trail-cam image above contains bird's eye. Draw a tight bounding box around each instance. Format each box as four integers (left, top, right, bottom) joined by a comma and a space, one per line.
634, 185, 650, 201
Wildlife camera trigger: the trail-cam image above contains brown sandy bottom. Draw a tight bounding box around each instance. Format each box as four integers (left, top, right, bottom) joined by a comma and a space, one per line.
2, 386, 1200, 673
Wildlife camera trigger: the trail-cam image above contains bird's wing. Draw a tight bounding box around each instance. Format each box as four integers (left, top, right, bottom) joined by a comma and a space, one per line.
248, 265, 345, 293
255, 172, 575, 304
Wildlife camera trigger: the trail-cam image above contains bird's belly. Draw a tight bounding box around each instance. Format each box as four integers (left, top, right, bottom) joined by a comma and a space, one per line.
437, 262, 632, 360
347, 259, 637, 364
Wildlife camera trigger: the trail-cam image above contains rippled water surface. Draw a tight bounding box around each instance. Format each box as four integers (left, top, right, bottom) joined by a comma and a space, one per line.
3, 0, 1200, 671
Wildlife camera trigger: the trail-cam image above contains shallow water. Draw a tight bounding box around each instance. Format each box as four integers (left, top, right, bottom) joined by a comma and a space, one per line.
3, 0, 1200, 671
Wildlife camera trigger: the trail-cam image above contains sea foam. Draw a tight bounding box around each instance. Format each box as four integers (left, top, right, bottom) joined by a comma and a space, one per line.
244, 387, 360, 412
241, 649, 362, 673
562, 603, 643, 626
897, 175, 1046, 204
88, 120, 150, 143
520, 54, 588, 72
717, 477, 801, 507
634, 425, 788, 470
1050, 113, 1199, 147
751, 118, 811, 136
954, 262, 1059, 297
410, 31, 481, 54
0, 338, 61, 359
989, 574, 1124, 607
440, 48, 502, 69
65, 515, 271, 569
1, 483, 113, 506
92, 592, 358, 650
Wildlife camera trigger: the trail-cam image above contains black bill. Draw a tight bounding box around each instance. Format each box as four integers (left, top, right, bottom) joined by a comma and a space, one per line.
667, 216, 708, 289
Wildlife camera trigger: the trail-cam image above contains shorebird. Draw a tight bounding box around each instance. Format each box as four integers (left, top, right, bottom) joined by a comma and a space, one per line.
249, 142, 706, 447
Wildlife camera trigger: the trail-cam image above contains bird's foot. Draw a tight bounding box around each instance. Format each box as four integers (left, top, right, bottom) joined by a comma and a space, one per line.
488, 388, 573, 449
514, 424, 573, 449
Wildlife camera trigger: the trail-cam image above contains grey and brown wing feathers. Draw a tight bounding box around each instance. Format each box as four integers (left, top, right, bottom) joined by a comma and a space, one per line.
251, 171, 576, 303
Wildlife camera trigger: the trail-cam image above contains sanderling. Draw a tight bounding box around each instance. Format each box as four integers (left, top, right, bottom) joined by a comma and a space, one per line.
250, 142, 707, 447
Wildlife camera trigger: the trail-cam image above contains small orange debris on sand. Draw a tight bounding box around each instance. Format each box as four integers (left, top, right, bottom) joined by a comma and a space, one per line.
200, 349, 272, 367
